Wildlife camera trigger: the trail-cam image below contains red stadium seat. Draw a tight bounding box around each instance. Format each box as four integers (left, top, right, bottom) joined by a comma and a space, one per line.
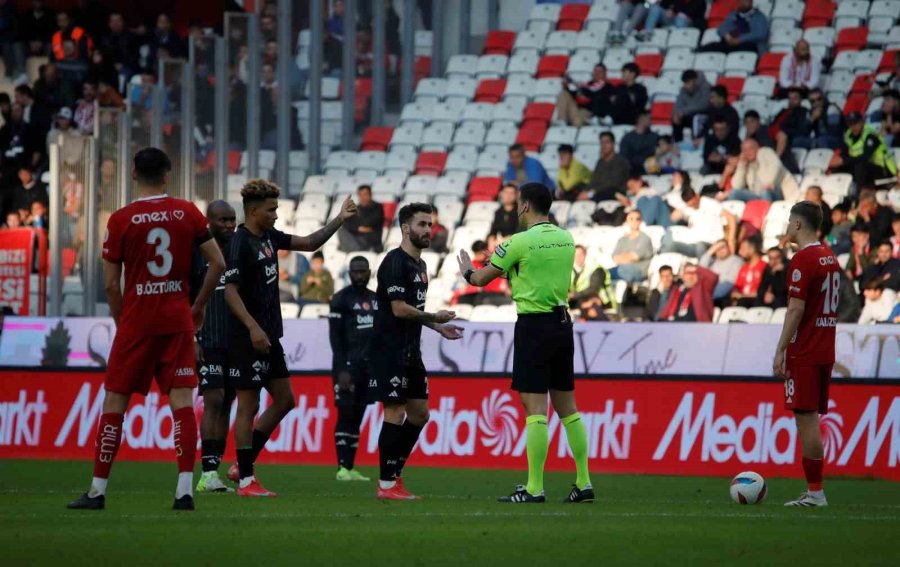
716, 76, 745, 102
650, 101, 674, 125
228, 150, 242, 174
707, 0, 737, 29
741, 200, 771, 232
634, 54, 663, 77
482, 30, 516, 55
843, 93, 869, 115
756, 52, 786, 79
360, 127, 394, 151
381, 201, 399, 227
802, 1, 835, 28
475, 79, 507, 103
62, 249, 76, 277
879, 50, 900, 73
850, 74, 875, 96
467, 177, 502, 203
416, 152, 448, 176
515, 123, 548, 152
536, 55, 569, 79
557, 4, 589, 31
835, 27, 867, 56
523, 102, 555, 126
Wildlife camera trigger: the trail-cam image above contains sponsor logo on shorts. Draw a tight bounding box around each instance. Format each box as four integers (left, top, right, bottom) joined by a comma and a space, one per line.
206, 364, 223, 376
199, 366, 209, 376
252, 375, 262, 382
174, 367, 194, 377
200, 378, 208, 386
252, 360, 270, 374
136, 280, 183, 296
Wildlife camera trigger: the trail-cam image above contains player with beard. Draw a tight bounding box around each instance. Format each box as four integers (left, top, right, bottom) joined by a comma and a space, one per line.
329, 256, 378, 481
192, 200, 237, 493
372, 203, 464, 500
224, 179, 357, 497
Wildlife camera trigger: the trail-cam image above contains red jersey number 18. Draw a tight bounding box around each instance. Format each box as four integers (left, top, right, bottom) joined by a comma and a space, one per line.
147, 227, 173, 277
820, 272, 839, 315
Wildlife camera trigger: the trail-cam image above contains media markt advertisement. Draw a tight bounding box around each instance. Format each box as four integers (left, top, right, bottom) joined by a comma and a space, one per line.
1, 371, 898, 480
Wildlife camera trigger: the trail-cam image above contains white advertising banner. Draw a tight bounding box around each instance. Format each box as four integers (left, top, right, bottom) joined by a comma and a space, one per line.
1, 317, 898, 378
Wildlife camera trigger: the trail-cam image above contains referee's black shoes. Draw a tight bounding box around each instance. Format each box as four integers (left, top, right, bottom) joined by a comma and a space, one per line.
563, 484, 595, 504
497, 485, 545, 503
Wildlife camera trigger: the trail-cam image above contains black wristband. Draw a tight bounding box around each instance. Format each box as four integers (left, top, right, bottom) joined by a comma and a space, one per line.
463, 269, 475, 284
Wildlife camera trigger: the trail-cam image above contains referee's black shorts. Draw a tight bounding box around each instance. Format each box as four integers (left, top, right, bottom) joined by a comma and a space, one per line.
512, 307, 575, 393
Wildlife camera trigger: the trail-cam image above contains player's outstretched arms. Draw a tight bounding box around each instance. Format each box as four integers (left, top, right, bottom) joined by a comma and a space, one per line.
103, 260, 123, 327
389, 300, 464, 341
772, 296, 805, 380
224, 283, 272, 354
457, 249, 504, 287
288, 194, 358, 252
192, 238, 226, 329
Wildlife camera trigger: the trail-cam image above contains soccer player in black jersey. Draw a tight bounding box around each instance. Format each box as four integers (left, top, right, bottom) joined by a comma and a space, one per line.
371, 203, 464, 500
329, 256, 378, 481
192, 200, 237, 493
224, 179, 357, 497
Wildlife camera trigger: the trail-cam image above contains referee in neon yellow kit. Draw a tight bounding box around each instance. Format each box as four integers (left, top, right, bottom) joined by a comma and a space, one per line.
457, 182, 593, 503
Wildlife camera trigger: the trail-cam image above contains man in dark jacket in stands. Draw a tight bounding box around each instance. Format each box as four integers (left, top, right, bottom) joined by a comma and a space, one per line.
611, 63, 648, 126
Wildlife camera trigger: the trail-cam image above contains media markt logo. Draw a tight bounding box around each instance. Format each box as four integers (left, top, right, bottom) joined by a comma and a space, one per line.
478, 389, 520, 456
821, 399, 844, 464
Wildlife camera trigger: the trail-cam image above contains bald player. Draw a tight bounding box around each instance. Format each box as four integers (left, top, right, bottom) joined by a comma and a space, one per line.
192, 200, 238, 493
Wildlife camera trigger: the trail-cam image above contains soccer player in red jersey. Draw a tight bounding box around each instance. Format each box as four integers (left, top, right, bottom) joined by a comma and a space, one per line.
68, 148, 226, 511
773, 201, 840, 508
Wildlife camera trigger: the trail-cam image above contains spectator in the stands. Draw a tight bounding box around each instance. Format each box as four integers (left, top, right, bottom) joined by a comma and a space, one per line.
857, 189, 895, 245
845, 224, 873, 282
327, 0, 345, 39
888, 301, 900, 324
51, 11, 92, 62
73, 79, 96, 134
4, 211, 22, 228
797, 88, 845, 150
647, 135, 680, 174
610, 1, 649, 43
700, 0, 769, 55
33, 63, 70, 114
775, 88, 810, 155
703, 85, 740, 140
620, 111, 658, 175
827, 203, 852, 255
663, 185, 735, 258
19, 1, 56, 59
834, 112, 898, 188
26, 200, 47, 229
646, 264, 675, 321
429, 206, 449, 253
12, 167, 47, 214
611, 63, 648, 126
777, 39, 821, 97
877, 90, 900, 146
454, 240, 511, 306
339, 185, 384, 253
659, 263, 718, 322
729, 138, 801, 202
858, 279, 898, 324
700, 239, 744, 302
15, 85, 52, 137
731, 235, 767, 308
802, 185, 833, 237
2, 6, 24, 80
70, 0, 109, 41
570, 244, 617, 321
891, 214, 900, 259
609, 210, 654, 283
641, 0, 707, 38
672, 69, 710, 142
701, 117, 741, 176
151, 13, 183, 60
1, 102, 43, 173
504, 143, 553, 188
490, 183, 520, 238
862, 241, 900, 291
99, 12, 134, 83
756, 247, 789, 309
615, 175, 671, 227
590, 131, 631, 202
556, 143, 592, 201
47, 107, 84, 165
299, 251, 334, 305
556, 63, 615, 127
743, 110, 775, 149
55, 39, 90, 91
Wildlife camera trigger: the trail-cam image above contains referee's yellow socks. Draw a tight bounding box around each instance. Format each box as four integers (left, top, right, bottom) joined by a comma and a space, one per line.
524, 415, 548, 496
561, 413, 592, 490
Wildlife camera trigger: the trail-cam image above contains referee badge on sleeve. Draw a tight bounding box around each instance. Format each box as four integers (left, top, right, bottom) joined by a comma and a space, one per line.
495, 245, 506, 258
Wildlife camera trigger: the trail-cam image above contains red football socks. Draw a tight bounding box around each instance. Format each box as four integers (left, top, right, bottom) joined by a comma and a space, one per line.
172, 407, 198, 474
92, 412, 123, 479
802, 457, 824, 492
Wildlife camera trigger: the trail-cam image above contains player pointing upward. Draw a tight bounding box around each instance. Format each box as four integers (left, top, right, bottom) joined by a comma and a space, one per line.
773, 201, 840, 507
68, 148, 226, 511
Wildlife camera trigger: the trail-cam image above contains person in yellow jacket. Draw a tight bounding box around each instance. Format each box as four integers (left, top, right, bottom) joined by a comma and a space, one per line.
834, 112, 897, 188
555, 144, 592, 202
569, 244, 618, 320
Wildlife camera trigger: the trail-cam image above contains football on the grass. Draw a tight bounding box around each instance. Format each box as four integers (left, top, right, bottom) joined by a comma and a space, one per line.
730, 471, 767, 504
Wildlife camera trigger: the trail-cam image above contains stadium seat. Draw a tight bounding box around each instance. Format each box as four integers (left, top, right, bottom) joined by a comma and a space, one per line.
372, 173, 408, 200
834, 26, 868, 55
521, 102, 555, 127
515, 122, 548, 152
849, 74, 875, 96
452, 122, 487, 148
355, 151, 386, 173
446, 54, 479, 78
718, 306, 748, 324
635, 53, 664, 77
400, 101, 431, 123
385, 146, 418, 173
545, 31, 578, 55
802, 2, 835, 28
667, 28, 701, 50
843, 93, 869, 115
444, 77, 478, 101
475, 79, 507, 103
803, 26, 837, 48
771, 307, 787, 324
725, 52, 757, 76
493, 98, 528, 123
533, 78, 563, 102
390, 123, 424, 149
420, 122, 454, 150
544, 125, 578, 148
741, 200, 772, 232
536, 55, 570, 79
431, 99, 467, 124
756, 52, 786, 80
747, 306, 776, 324
360, 127, 394, 152
300, 303, 330, 319
717, 77, 745, 103
694, 52, 726, 75
467, 177, 502, 203
650, 101, 674, 125
475, 145, 509, 173
476, 55, 509, 79
708, 0, 737, 28
662, 49, 694, 74
485, 122, 518, 147
483, 30, 516, 56
878, 50, 900, 74
558, 3, 590, 31
416, 152, 448, 176
514, 29, 547, 54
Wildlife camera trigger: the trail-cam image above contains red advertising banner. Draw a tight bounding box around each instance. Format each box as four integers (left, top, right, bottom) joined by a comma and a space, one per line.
1, 371, 899, 480
0, 229, 34, 315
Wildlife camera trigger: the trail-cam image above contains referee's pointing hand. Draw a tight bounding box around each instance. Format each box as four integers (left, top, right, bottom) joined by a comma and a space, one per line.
339, 194, 358, 220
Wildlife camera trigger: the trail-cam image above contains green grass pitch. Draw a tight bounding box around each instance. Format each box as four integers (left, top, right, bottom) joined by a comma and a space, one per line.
1, 460, 898, 566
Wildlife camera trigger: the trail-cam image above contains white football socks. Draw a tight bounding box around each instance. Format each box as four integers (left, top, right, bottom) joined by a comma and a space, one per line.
175, 472, 193, 499
88, 477, 108, 498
